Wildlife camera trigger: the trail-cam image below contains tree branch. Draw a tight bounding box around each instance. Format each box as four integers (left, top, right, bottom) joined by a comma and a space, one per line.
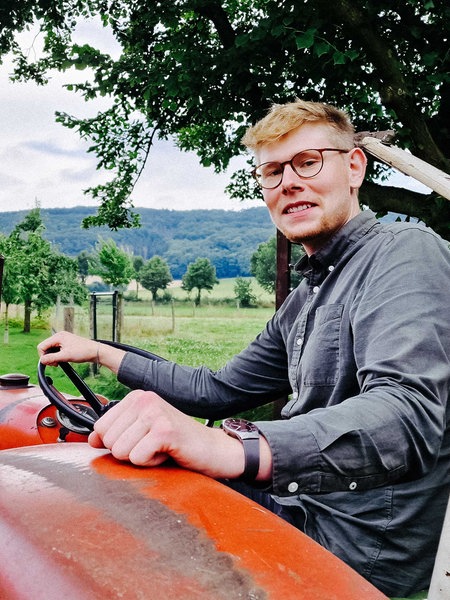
315, 0, 448, 172
193, 1, 269, 121
360, 180, 450, 240
194, 1, 237, 49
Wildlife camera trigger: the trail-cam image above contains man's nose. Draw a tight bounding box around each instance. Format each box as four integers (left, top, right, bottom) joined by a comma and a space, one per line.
282, 163, 303, 190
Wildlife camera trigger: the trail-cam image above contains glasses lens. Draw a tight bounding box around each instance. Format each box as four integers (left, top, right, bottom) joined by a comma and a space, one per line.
255, 162, 283, 189
292, 150, 323, 178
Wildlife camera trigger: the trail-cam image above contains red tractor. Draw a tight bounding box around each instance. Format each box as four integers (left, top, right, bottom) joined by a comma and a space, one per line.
0, 356, 396, 600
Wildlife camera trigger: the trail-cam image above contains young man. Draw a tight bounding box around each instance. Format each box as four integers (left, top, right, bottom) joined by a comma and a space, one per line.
38, 100, 450, 597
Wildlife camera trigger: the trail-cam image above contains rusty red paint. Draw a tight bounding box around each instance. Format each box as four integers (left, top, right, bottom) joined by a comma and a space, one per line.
0, 444, 388, 600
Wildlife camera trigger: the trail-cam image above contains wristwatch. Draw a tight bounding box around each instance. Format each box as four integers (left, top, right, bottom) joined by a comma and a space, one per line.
222, 418, 260, 482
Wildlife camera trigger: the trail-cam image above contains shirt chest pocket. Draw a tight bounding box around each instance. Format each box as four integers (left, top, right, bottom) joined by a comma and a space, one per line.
301, 303, 344, 386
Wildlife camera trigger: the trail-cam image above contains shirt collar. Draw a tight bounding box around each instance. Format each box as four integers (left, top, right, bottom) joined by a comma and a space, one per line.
295, 210, 379, 277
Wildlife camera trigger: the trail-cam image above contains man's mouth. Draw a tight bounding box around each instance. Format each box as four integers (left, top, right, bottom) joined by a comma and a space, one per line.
284, 203, 314, 214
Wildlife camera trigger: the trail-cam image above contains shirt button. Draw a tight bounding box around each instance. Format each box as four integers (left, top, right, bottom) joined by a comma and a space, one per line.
312, 286, 320, 293
288, 482, 299, 493
328, 265, 335, 272
296, 338, 303, 346
349, 481, 357, 490
292, 392, 298, 400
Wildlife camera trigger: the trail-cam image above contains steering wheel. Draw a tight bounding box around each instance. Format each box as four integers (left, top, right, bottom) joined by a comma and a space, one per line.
37, 340, 169, 431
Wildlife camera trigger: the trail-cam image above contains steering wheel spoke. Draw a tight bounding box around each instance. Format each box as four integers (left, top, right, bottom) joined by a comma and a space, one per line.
38, 359, 104, 431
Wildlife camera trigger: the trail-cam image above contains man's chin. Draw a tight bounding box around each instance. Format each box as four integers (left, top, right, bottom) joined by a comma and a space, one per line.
281, 226, 327, 253
282, 228, 317, 245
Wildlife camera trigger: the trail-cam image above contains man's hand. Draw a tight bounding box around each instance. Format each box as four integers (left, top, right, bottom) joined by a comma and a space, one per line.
38, 331, 125, 373
88, 390, 272, 481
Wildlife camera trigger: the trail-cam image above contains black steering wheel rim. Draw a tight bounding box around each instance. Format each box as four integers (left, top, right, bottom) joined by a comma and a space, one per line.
37, 340, 169, 431
37, 359, 104, 430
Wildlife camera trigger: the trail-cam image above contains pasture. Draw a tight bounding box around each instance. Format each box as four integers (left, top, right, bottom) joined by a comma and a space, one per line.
0, 278, 276, 416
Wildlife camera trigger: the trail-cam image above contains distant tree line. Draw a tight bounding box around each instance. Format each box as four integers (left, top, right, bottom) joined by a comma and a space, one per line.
0, 207, 304, 335
0, 207, 275, 280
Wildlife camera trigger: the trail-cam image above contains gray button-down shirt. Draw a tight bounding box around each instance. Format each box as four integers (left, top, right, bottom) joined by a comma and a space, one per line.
118, 210, 450, 596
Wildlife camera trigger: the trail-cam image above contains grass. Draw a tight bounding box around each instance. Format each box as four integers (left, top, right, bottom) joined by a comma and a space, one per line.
0, 327, 47, 381
122, 307, 273, 366
0, 325, 82, 394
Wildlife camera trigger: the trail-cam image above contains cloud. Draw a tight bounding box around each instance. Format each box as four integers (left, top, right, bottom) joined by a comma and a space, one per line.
0, 45, 254, 214
23, 140, 88, 158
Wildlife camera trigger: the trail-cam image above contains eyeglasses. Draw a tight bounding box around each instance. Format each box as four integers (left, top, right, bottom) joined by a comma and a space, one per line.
252, 148, 352, 190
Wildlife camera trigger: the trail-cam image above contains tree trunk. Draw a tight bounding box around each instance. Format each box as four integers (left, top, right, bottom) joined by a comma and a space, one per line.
3, 303, 9, 344
23, 299, 32, 333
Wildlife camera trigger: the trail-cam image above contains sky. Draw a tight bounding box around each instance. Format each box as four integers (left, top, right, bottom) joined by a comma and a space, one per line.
0, 20, 255, 215
0, 19, 430, 217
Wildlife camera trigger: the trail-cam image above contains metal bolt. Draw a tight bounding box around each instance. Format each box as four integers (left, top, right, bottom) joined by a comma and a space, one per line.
40, 416, 57, 428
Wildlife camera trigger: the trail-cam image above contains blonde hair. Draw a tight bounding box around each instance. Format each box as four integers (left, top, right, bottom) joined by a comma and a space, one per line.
242, 99, 355, 151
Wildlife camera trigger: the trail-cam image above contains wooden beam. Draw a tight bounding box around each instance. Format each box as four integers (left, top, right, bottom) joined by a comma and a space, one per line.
357, 136, 450, 201
275, 229, 291, 310
273, 231, 291, 418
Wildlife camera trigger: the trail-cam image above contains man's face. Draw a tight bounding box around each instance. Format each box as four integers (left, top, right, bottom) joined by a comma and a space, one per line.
258, 123, 367, 255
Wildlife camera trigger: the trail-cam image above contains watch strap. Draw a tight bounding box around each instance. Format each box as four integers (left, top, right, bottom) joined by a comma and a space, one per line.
240, 435, 260, 482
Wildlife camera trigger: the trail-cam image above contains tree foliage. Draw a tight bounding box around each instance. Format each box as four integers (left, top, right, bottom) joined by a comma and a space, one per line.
0, 208, 86, 333
234, 277, 256, 308
132, 254, 145, 298
77, 250, 91, 284
1, 1, 449, 236
92, 238, 135, 288
140, 255, 173, 300
182, 257, 219, 306
0, 235, 22, 342
251, 236, 305, 294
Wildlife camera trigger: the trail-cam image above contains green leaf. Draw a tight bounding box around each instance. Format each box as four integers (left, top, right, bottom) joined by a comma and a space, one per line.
295, 28, 316, 50
313, 40, 330, 57
332, 51, 346, 65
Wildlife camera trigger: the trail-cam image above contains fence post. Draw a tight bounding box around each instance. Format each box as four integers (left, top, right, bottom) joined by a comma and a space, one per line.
63, 306, 74, 333
90, 294, 98, 376
171, 298, 175, 332
115, 292, 123, 343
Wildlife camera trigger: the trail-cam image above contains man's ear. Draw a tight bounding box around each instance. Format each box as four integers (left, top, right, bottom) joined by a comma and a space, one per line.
348, 147, 367, 189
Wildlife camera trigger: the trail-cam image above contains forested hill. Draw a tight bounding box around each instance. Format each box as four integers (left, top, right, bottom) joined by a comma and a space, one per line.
0, 206, 275, 279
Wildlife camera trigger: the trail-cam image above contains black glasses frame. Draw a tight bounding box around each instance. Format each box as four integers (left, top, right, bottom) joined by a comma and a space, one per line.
252, 148, 352, 190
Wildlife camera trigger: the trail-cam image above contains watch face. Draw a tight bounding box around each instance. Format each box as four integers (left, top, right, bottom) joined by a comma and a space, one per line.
224, 418, 258, 433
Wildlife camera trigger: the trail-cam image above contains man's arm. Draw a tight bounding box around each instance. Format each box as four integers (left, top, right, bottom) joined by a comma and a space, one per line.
88, 389, 273, 481
257, 227, 450, 496
116, 313, 294, 420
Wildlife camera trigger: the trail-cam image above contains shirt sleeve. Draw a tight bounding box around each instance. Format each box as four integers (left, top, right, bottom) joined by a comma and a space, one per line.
117, 312, 293, 420
256, 227, 450, 496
